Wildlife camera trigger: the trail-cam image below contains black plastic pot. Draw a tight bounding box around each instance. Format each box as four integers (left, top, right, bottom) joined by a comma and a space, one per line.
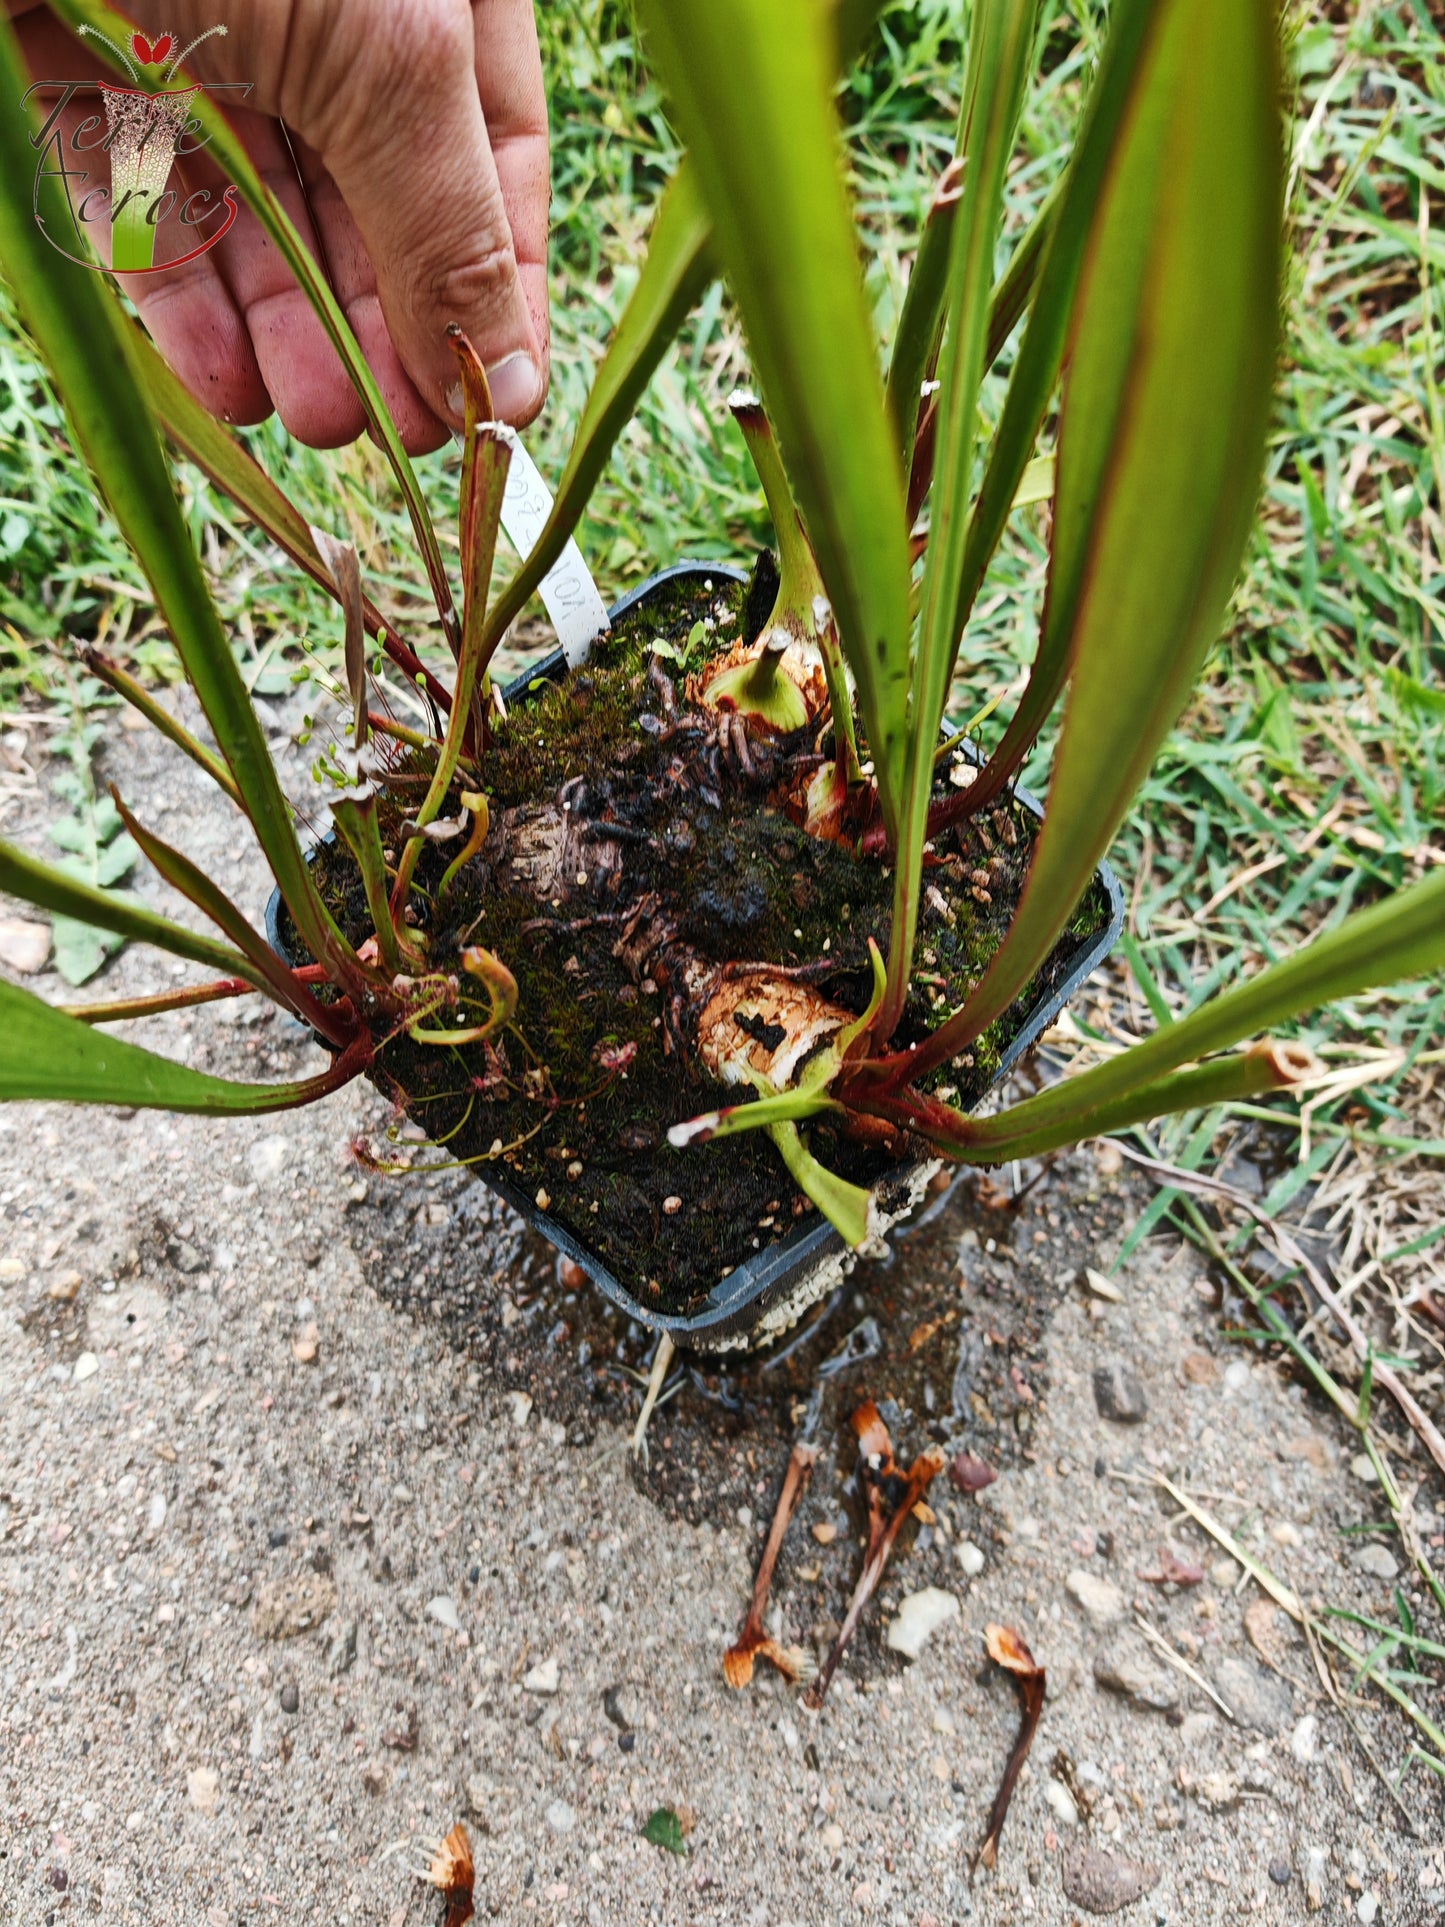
269, 562, 1123, 1353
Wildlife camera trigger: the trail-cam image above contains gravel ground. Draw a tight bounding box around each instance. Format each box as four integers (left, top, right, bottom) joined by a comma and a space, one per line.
2, 703, 1443, 1925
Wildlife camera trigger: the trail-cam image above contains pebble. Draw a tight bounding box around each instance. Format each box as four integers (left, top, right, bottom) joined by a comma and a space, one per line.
279, 1682, 299, 1715
545, 1800, 576, 1834
146, 1492, 167, 1535
1061, 1841, 1160, 1914
427, 1596, 462, 1632
822, 1823, 844, 1852
1044, 1778, 1080, 1827
291, 1323, 320, 1365
1349, 1453, 1378, 1484
187, 1768, 220, 1815
1222, 1359, 1251, 1394
1269, 1858, 1293, 1887
509, 1391, 534, 1429
886, 1587, 959, 1660
1304, 1846, 1327, 1912
1291, 1714, 1318, 1764
1084, 1267, 1123, 1303
1092, 1362, 1148, 1424
1243, 1597, 1289, 1667
248, 1135, 289, 1180
1354, 1543, 1398, 1581
1357, 1892, 1378, 1923
0, 916, 50, 973
48, 1270, 82, 1303
1209, 1556, 1241, 1588
932, 1706, 956, 1735
1211, 1655, 1292, 1733
524, 1656, 560, 1696
957, 1540, 986, 1577
1066, 1569, 1126, 1627
72, 1353, 99, 1384
327, 1620, 358, 1678
252, 1573, 337, 1640
1093, 1645, 1180, 1714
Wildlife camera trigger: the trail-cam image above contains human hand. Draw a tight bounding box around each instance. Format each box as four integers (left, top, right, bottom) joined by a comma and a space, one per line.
12, 0, 550, 453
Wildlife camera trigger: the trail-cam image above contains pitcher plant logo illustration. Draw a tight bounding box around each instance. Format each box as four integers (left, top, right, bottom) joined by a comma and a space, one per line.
25, 23, 248, 272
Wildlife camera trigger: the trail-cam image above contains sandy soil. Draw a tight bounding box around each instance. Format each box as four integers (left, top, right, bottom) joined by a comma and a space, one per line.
1, 701, 1441, 1925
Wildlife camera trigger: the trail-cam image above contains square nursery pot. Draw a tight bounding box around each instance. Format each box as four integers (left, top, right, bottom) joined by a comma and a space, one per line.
269, 561, 1123, 1353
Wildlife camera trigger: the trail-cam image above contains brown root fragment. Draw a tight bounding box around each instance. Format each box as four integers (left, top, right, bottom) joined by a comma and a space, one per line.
975, 1624, 1046, 1873
724, 1439, 820, 1688
802, 1402, 945, 1710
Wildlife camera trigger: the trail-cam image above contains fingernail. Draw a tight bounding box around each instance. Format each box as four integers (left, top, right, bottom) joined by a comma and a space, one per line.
485, 351, 543, 425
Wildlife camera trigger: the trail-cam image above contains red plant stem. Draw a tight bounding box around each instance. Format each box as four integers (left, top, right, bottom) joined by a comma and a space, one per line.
725, 1441, 818, 1685
67, 976, 258, 1024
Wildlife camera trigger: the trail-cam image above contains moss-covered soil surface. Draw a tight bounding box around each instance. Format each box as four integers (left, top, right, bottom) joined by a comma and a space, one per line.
281, 569, 1110, 1321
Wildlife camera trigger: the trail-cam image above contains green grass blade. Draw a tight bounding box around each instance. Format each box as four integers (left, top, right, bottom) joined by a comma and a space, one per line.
895, 0, 1283, 1076
884, 0, 1037, 1033
44, 0, 455, 649
0, 12, 365, 994
636, 0, 914, 840
0, 834, 254, 982
0, 978, 368, 1114
482, 165, 712, 650
886, 160, 963, 461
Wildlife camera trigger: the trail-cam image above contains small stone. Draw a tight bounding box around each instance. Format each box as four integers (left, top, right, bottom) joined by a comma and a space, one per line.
1066, 1569, 1126, 1627
662, 1195, 682, 1215
48, 1270, 82, 1303
291, 1322, 320, 1365
146, 1493, 167, 1535
427, 1596, 462, 1632
1290, 1714, 1318, 1764
1061, 1842, 1160, 1914
535, 1188, 551, 1212
71, 1352, 99, 1383
1044, 1779, 1080, 1827
932, 1706, 956, 1735
1084, 1267, 1123, 1303
187, 1767, 220, 1815
1194, 1772, 1240, 1811
1092, 1363, 1148, 1424
327, 1620, 358, 1678
1305, 1846, 1327, 1912
886, 1587, 959, 1660
1357, 1892, 1378, 1924
1355, 1543, 1398, 1581
811, 1522, 837, 1545
248, 1135, 289, 1180
1269, 1858, 1292, 1887
508, 1391, 533, 1429
279, 1682, 299, 1715
957, 1540, 986, 1578
1181, 1351, 1216, 1384
169, 1240, 206, 1274
1212, 1655, 1292, 1733
252, 1572, 337, 1640
1093, 1645, 1180, 1714
1284, 1434, 1331, 1473
1243, 1597, 1290, 1667
1349, 1453, 1378, 1484
545, 1800, 576, 1834
1270, 1521, 1302, 1547
949, 1451, 997, 1493
822, 1823, 844, 1851
1222, 1359, 1251, 1394
524, 1656, 560, 1696
0, 916, 50, 973
1209, 1556, 1240, 1588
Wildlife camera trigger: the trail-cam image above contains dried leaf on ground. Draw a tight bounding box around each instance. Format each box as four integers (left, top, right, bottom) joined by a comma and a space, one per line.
417, 1822, 475, 1927
976, 1624, 1046, 1872
804, 1403, 945, 1709
724, 1439, 818, 1687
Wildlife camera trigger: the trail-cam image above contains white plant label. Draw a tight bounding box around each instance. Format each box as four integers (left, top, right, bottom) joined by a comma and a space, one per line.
493, 426, 610, 668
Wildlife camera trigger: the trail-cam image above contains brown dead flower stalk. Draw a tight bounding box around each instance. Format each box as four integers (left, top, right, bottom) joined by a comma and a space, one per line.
724, 1439, 820, 1687
803, 1401, 945, 1710
976, 1625, 1046, 1873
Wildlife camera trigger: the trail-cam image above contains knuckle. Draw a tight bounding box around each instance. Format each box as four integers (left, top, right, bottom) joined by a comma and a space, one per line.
424, 239, 522, 321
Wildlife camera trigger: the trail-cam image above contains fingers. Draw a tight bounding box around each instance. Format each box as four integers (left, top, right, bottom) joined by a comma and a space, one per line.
471, 0, 552, 398
313, 0, 547, 428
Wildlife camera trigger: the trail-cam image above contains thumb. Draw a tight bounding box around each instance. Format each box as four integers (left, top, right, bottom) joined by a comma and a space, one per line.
306, 4, 546, 427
